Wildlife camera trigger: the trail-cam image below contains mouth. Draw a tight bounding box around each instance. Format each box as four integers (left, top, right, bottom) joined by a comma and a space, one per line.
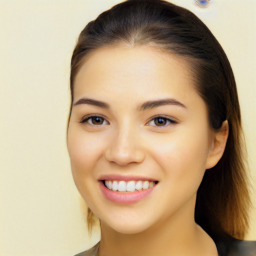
98, 175, 159, 204
99, 179, 158, 204
100, 180, 158, 192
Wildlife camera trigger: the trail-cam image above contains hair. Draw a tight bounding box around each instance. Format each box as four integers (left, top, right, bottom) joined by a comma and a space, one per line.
69, 0, 251, 240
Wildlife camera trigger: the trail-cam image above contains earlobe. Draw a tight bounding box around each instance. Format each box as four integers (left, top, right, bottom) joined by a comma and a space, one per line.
206, 120, 229, 169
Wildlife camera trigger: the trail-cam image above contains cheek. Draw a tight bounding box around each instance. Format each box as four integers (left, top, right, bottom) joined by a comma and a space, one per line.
68, 128, 103, 168
67, 127, 105, 207
148, 130, 210, 215
67, 127, 107, 193
150, 127, 210, 179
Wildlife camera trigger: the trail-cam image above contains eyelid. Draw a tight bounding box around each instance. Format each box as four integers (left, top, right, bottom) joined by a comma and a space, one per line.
79, 114, 177, 127
80, 114, 109, 125
146, 115, 178, 127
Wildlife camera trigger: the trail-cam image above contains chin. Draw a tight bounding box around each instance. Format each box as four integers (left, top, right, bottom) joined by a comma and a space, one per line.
101, 215, 155, 235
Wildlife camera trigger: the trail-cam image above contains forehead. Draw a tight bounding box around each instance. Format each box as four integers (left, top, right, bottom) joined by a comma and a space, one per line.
73, 45, 197, 103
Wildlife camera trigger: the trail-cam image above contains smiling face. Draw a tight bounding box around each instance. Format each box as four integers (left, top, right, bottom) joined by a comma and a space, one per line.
67, 45, 222, 234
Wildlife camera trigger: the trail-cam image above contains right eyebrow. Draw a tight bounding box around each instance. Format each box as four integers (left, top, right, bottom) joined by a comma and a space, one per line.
73, 97, 110, 109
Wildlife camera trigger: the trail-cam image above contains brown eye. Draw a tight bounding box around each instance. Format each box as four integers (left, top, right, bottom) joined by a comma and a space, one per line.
148, 116, 177, 127
81, 116, 108, 126
154, 117, 167, 126
91, 116, 105, 125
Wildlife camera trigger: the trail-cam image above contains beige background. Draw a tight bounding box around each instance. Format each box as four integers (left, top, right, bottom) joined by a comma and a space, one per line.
0, 0, 255, 255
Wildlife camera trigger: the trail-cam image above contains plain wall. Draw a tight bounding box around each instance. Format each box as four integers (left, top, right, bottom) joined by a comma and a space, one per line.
0, 0, 255, 255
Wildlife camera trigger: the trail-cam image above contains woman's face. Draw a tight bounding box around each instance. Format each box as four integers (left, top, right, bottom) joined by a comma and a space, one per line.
67, 45, 220, 234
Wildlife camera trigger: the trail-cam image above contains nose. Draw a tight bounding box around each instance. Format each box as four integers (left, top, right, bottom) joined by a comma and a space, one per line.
104, 126, 145, 166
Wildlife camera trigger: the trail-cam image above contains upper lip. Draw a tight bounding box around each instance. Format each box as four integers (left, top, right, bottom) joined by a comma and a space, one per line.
98, 174, 158, 182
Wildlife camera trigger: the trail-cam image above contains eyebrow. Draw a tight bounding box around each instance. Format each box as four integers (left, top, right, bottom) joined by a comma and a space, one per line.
73, 97, 186, 110
73, 98, 110, 109
138, 98, 187, 111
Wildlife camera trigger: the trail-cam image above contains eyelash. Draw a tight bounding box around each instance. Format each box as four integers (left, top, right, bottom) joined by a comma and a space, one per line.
147, 116, 177, 127
80, 115, 177, 127
80, 115, 109, 126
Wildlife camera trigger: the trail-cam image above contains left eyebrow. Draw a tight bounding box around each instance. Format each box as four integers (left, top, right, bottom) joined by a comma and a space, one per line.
138, 98, 187, 111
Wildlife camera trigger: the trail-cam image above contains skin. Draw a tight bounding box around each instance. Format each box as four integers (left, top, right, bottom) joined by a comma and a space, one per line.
67, 44, 228, 256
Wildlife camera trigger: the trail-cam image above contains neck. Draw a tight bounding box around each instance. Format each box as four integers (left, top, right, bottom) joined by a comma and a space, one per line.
98, 198, 217, 256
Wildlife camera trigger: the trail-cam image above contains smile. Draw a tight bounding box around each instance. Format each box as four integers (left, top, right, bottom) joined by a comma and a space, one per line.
99, 178, 158, 204
103, 180, 157, 192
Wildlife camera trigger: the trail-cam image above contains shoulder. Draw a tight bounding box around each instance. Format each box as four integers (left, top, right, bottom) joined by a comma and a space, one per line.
215, 235, 256, 256
73, 238, 256, 256
228, 239, 256, 256
74, 242, 99, 256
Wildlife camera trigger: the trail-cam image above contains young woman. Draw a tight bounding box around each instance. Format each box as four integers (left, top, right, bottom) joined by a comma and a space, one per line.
67, 0, 255, 255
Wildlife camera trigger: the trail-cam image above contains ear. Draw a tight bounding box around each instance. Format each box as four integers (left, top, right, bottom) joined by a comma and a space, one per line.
206, 120, 229, 169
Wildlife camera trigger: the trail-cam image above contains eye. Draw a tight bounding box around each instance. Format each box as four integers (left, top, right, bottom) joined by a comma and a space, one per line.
81, 115, 109, 126
148, 116, 177, 127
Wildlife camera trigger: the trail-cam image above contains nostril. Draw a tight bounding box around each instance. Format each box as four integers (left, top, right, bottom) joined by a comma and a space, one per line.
104, 147, 145, 166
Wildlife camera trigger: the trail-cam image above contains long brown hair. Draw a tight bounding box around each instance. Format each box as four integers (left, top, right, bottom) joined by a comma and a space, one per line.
69, 0, 251, 239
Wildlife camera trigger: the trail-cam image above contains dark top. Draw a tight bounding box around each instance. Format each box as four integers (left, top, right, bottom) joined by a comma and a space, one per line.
215, 236, 256, 256
75, 238, 256, 256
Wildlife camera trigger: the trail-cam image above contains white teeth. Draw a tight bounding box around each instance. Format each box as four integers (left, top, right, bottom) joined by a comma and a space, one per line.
126, 181, 136, 192
135, 181, 143, 190
118, 181, 126, 192
104, 180, 156, 192
142, 181, 149, 190
112, 181, 118, 191
105, 181, 112, 190
108, 181, 113, 190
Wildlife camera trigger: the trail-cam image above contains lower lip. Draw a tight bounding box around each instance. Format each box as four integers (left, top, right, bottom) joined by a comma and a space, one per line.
99, 181, 156, 204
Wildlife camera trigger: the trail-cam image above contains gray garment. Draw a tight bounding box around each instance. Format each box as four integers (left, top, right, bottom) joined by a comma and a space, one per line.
75, 239, 256, 256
